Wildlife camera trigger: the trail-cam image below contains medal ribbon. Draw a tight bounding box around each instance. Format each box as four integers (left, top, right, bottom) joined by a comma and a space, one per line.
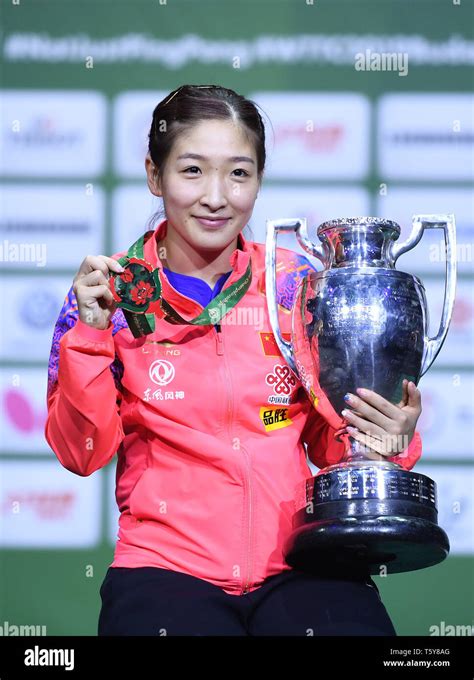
110, 230, 252, 338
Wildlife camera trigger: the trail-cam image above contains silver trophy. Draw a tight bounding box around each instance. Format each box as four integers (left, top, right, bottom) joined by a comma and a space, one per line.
265, 215, 456, 575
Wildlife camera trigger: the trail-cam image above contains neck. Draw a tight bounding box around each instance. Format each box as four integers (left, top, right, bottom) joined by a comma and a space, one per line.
159, 225, 238, 287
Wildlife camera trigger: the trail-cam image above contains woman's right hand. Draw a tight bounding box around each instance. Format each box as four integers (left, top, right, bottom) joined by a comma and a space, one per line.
73, 255, 125, 330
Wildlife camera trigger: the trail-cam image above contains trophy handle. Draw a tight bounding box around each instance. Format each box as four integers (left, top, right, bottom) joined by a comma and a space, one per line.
389, 214, 457, 378
294, 219, 327, 264
265, 218, 324, 376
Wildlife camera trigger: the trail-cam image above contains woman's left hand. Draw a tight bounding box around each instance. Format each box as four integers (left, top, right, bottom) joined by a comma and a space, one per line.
341, 379, 422, 456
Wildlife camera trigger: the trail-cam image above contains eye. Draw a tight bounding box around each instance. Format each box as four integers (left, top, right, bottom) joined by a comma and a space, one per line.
232, 168, 250, 177
181, 166, 250, 177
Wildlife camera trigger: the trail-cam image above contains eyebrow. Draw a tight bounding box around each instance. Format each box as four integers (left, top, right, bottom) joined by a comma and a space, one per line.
176, 153, 255, 164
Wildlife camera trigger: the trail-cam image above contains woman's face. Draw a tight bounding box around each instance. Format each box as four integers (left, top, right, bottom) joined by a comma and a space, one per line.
145, 119, 262, 254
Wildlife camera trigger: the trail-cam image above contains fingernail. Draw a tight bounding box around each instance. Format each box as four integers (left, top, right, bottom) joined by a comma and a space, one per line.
357, 387, 368, 396
344, 393, 353, 402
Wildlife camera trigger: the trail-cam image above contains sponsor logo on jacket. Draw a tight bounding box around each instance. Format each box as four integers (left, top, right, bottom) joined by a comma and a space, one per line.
259, 406, 293, 432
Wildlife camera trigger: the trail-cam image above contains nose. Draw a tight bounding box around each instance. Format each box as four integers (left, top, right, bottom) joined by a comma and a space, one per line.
199, 174, 228, 211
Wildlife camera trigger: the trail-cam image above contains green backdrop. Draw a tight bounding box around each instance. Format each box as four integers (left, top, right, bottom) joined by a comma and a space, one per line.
1, 0, 473, 636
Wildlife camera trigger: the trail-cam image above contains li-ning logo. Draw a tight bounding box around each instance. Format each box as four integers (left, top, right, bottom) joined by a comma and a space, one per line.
149, 359, 175, 386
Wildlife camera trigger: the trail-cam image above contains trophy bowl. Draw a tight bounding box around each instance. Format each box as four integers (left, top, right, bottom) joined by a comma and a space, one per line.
265, 215, 456, 575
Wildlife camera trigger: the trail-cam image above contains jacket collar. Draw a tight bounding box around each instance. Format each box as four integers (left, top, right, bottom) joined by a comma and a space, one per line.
142, 218, 252, 318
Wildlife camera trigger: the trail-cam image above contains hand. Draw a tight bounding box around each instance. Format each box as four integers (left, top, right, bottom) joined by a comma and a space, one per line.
73, 255, 125, 330
341, 379, 422, 457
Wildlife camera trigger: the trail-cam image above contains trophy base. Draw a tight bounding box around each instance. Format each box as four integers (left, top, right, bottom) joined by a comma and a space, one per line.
286, 463, 450, 575
285, 515, 450, 575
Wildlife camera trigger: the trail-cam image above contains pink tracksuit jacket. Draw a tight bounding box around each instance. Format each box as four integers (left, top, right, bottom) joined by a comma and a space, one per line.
45, 219, 422, 595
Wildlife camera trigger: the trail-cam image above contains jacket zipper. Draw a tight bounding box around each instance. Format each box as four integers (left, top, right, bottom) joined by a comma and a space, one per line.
240, 443, 253, 594
215, 323, 224, 355
214, 323, 253, 595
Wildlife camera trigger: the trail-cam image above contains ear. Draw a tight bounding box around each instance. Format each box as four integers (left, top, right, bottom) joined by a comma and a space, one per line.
145, 153, 162, 197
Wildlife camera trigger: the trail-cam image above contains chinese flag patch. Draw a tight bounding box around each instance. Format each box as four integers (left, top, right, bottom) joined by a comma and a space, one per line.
259, 331, 291, 357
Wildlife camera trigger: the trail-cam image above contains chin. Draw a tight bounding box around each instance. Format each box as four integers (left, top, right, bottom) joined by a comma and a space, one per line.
194, 238, 233, 252
193, 229, 240, 248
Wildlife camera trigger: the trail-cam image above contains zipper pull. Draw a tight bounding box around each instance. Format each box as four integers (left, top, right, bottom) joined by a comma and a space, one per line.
215, 323, 224, 355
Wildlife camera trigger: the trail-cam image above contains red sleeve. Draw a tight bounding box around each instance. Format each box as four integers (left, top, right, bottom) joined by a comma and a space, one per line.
386, 430, 423, 470
301, 407, 423, 471
301, 407, 346, 469
45, 317, 125, 477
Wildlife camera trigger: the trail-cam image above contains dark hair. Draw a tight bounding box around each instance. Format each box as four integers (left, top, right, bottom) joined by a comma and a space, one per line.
145, 84, 267, 236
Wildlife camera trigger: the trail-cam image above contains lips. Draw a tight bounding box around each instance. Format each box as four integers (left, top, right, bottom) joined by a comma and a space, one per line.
193, 216, 230, 228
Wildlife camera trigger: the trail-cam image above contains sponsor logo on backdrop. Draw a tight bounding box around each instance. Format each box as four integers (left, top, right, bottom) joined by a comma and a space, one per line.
427, 279, 474, 366
0, 185, 104, 269
2, 387, 46, 433
248, 93, 369, 179
19, 288, 58, 328
1, 491, 74, 519
0, 461, 101, 547
0, 368, 49, 453
0, 91, 106, 176
0, 277, 73, 362
378, 94, 474, 180
274, 123, 344, 152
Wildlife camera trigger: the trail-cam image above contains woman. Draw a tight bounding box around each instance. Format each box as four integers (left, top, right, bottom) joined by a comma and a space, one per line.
45, 84, 423, 636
